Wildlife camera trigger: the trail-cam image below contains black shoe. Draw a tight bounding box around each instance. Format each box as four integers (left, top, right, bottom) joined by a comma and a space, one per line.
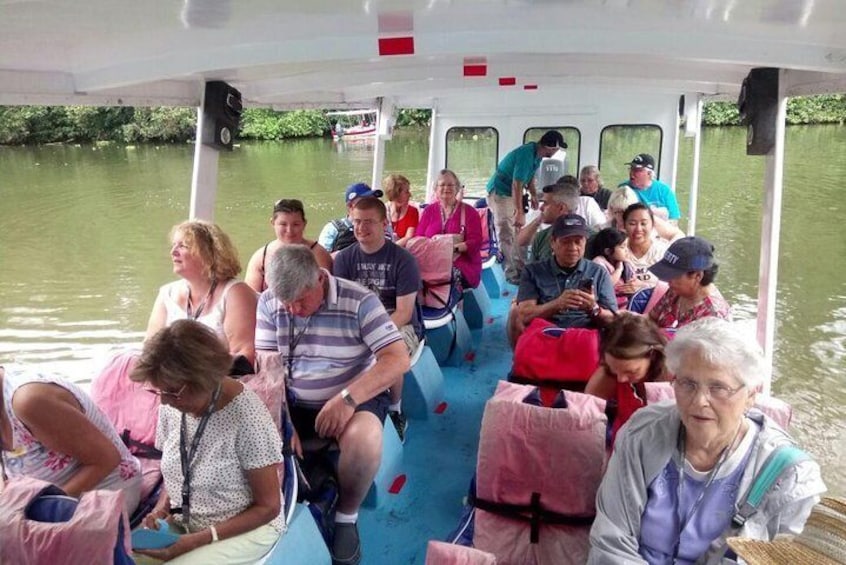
389, 410, 408, 444
331, 522, 361, 565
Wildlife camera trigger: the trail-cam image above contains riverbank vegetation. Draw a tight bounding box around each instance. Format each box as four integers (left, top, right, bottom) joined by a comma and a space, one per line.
0, 96, 843, 145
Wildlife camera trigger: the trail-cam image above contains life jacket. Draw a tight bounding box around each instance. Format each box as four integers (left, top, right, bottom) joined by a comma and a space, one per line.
426, 540, 497, 564
330, 219, 357, 253
0, 478, 132, 565
90, 350, 162, 527
406, 234, 458, 308
471, 381, 607, 565
510, 319, 601, 404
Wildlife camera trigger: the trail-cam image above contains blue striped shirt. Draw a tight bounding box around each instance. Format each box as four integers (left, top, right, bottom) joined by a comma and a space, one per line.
255, 272, 402, 407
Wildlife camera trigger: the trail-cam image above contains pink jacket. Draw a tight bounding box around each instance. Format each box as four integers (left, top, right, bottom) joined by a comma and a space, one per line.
0, 477, 130, 565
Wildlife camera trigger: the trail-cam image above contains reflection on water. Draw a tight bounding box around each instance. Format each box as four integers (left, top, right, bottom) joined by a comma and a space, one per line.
1, 126, 844, 493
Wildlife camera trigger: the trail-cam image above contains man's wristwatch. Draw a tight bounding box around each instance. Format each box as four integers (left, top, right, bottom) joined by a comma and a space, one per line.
340, 388, 358, 408
589, 303, 601, 317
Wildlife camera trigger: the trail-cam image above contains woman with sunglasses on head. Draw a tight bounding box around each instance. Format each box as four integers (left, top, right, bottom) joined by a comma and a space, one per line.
131, 320, 283, 564
0, 365, 141, 513
146, 220, 257, 371
584, 313, 669, 447
589, 318, 826, 565
245, 199, 333, 293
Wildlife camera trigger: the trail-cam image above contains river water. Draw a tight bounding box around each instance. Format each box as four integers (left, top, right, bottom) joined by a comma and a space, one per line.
0, 126, 843, 493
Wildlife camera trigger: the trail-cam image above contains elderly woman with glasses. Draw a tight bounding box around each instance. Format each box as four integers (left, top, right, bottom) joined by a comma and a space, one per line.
589, 318, 826, 565
131, 320, 283, 564
0, 365, 141, 513
245, 198, 333, 293
416, 168, 483, 288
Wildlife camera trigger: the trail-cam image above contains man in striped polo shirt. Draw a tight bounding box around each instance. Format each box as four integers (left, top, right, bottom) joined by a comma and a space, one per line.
256, 244, 409, 565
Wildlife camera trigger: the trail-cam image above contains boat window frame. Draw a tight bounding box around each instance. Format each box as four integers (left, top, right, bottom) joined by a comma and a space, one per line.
522, 127, 581, 176
444, 125, 500, 189
598, 123, 664, 179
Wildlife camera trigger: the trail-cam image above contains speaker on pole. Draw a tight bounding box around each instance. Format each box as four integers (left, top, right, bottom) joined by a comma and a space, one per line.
201, 81, 242, 151
737, 68, 779, 156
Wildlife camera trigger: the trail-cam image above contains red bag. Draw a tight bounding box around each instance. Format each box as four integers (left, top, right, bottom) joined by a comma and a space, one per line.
511, 319, 600, 393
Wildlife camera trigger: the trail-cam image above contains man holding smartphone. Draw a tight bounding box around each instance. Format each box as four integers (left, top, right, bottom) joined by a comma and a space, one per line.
514, 214, 617, 339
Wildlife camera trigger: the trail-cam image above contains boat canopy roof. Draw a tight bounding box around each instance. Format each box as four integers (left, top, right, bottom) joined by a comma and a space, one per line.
2, 0, 845, 109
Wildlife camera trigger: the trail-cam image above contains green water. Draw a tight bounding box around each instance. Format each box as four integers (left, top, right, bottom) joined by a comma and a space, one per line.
0, 126, 843, 493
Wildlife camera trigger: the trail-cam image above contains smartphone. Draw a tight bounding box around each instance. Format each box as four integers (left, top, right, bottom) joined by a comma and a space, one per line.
578, 279, 594, 293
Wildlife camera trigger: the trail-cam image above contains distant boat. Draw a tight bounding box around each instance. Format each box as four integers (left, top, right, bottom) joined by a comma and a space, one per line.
327, 109, 377, 141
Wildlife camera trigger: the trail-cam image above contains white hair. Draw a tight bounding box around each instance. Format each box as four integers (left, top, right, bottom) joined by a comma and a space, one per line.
665, 318, 764, 389
267, 244, 321, 303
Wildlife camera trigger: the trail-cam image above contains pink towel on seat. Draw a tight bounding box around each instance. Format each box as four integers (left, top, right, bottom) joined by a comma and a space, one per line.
0, 477, 129, 565
473, 381, 607, 564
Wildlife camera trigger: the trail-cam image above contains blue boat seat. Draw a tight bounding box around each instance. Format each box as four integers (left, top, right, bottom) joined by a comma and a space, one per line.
462, 285, 492, 331
257, 504, 332, 565
402, 339, 445, 419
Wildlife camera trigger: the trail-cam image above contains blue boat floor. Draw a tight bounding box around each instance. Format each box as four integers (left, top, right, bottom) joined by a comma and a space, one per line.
357, 290, 516, 564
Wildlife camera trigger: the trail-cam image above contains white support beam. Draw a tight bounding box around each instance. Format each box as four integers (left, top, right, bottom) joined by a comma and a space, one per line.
189, 105, 220, 221
686, 96, 704, 235
755, 70, 789, 396
426, 101, 439, 204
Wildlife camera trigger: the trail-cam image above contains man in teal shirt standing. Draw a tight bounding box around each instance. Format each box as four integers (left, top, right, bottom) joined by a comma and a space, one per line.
486, 130, 567, 284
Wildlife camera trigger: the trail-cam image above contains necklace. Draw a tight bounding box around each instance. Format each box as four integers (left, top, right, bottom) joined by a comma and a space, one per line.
186, 280, 218, 320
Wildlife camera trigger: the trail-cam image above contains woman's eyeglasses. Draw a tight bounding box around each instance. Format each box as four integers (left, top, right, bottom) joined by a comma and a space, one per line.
672, 378, 744, 401
143, 383, 187, 400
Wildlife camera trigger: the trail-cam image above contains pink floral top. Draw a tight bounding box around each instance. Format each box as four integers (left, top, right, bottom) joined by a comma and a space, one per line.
1, 366, 141, 499
648, 287, 732, 329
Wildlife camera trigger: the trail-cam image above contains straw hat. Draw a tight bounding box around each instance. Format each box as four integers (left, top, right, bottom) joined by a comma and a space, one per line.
727, 497, 846, 565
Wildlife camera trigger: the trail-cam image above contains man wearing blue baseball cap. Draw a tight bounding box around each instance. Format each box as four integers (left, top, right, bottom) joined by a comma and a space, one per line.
318, 182, 386, 254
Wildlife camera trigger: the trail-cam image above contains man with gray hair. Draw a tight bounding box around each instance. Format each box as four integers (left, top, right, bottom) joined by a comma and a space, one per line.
517, 181, 582, 263
255, 244, 409, 565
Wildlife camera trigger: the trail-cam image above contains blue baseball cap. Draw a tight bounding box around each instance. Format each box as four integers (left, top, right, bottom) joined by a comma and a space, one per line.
344, 182, 383, 203
649, 236, 715, 280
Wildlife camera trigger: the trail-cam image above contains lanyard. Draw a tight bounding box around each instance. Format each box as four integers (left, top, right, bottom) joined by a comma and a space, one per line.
285, 314, 313, 399
178, 382, 222, 528
186, 280, 218, 320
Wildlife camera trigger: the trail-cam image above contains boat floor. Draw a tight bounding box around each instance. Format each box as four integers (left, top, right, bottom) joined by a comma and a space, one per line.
357, 288, 515, 564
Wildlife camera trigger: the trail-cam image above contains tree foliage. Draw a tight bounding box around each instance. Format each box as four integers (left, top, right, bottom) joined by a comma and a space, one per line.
0, 97, 843, 145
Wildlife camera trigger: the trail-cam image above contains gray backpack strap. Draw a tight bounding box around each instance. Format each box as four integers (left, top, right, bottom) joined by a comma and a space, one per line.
731, 444, 810, 528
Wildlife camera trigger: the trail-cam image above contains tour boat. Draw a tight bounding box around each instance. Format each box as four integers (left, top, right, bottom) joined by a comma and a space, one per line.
1, 1, 844, 563
327, 110, 378, 141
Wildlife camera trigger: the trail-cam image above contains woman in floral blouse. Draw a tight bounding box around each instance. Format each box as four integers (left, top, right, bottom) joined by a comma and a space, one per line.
0, 365, 142, 513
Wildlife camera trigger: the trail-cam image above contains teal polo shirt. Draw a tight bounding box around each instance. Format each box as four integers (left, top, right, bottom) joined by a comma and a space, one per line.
486, 142, 542, 197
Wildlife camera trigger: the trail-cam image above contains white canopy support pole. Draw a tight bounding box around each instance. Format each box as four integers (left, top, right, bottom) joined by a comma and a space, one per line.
668, 108, 681, 192
756, 71, 788, 397
686, 96, 703, 235
371, 97, 393, 191
425, 101, 439, 203
189, 96, 220, 221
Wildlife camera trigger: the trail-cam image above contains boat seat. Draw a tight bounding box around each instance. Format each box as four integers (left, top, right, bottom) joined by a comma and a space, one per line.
402, 339, 445, 420
423, 305, 473, 366
256, 504, 332, 565
462, 284, 492, 332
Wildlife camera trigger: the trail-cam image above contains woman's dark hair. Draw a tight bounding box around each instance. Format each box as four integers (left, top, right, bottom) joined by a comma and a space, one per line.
698, 263, 719, 286
272, 198, 306, 221
601, 313, 668, 383
588, 228, 627, 260
622, 202, 653, 224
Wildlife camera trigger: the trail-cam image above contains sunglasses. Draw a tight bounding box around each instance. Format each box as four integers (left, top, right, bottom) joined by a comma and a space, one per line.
143, 383, 187, 400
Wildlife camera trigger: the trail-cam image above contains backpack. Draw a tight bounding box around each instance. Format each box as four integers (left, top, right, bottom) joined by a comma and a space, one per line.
295, 449, 339, 546
330, 219, 357, 253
